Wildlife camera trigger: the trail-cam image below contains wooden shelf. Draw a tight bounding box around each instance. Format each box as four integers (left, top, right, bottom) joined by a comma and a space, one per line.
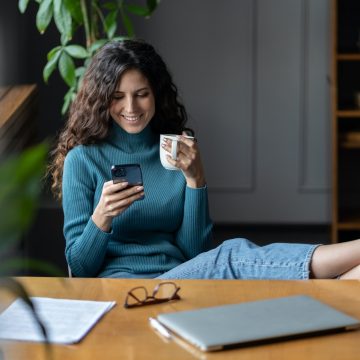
338, 214, 360, 230
340, 142, 360, 149
340, 131, 360, 148
337, 110, 360, 118
338, 223, 360, 230
337, 54, 360, 61
332, 0, 360, 242
338, 212, 360, 229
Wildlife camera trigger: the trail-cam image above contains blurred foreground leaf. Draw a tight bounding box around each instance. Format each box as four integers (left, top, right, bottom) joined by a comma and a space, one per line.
0, 277, 52, 357
0, 143, 48, 251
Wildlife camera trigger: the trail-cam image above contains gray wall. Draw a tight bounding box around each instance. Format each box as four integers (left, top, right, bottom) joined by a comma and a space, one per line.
1, 0, 331, 224
134, 0, 331, 224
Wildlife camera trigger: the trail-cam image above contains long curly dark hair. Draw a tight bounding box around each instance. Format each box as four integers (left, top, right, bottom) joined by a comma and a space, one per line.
49, 39, 191, 199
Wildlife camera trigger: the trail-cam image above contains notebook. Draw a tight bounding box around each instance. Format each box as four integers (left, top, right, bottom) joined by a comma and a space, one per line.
156, 295, 360, 351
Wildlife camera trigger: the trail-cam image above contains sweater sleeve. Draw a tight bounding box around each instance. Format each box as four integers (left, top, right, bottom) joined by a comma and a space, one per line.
62, 149, 111, 277
175, 186, 213, 259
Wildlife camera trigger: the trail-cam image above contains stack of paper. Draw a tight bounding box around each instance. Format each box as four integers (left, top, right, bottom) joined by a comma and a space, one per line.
0, 297, 116, 344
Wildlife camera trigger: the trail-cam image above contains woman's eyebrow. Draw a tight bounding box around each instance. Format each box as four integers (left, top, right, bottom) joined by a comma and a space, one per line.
114, 87, 149, 93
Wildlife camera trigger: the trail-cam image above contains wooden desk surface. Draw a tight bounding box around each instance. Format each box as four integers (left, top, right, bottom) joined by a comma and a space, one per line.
1, 277, 360, 360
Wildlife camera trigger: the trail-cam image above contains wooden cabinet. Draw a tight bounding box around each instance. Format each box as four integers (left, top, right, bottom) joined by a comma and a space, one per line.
332, 0, 360, 242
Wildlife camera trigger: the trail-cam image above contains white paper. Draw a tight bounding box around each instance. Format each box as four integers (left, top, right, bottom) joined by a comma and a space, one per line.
0, 297, 116, 344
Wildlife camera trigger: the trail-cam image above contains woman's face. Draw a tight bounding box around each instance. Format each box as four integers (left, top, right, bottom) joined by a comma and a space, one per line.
110, 68, 155, 134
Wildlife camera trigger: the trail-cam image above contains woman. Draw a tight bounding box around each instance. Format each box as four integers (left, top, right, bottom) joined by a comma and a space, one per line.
50, 39, 360, 279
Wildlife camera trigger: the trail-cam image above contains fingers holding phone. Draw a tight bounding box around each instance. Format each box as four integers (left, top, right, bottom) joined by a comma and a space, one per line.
111, 164, 144, 200
106, 180, 145, 211
92, 164, 144, 232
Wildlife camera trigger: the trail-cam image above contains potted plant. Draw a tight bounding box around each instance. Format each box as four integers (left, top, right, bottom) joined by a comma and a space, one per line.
18, 0, 160, 114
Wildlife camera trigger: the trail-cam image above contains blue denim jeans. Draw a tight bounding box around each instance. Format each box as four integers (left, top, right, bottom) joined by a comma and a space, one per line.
157, 239, 319, 280
108, 238, 319, 280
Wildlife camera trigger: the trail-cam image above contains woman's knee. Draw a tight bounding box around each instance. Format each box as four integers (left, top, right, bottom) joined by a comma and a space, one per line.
218, 238, 259, 251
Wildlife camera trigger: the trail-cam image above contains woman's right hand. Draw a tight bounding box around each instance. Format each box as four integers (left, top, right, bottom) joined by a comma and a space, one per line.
92, 180, 144, 232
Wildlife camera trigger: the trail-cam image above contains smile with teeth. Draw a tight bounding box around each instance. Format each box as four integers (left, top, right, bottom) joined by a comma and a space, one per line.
122, 114, 142, 122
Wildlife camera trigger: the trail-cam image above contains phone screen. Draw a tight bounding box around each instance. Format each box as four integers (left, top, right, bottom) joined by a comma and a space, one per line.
111, 164, 144, 201
111, 164, 143, 186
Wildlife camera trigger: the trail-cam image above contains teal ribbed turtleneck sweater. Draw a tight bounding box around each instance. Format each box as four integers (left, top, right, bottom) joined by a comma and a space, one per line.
62, 122, 213, 277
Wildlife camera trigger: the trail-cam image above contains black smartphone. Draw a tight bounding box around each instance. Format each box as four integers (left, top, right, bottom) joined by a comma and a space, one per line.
111, 164, 144, 200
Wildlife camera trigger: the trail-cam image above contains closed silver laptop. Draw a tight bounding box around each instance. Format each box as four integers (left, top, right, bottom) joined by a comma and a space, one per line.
156, 295, 360, 351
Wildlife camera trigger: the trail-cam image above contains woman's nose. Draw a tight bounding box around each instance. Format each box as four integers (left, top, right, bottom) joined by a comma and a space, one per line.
125, 96, 136, 113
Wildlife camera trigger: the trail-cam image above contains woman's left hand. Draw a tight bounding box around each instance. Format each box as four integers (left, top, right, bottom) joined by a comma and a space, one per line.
162, 132, 206, 188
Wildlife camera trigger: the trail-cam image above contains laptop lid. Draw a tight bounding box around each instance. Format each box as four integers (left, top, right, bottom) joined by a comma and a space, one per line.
156, 295, 360, 351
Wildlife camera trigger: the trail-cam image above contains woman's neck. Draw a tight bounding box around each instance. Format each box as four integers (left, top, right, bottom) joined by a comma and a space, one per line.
108, 120, 157, 152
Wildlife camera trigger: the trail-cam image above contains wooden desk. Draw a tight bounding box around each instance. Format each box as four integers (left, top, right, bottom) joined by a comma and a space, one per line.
1, 277, 360, 360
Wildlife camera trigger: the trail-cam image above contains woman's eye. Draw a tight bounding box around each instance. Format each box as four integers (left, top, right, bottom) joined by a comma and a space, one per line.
137, 92, 148, 98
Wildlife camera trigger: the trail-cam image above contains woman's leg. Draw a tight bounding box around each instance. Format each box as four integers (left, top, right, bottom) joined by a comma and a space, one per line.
157, 238, 318, 280
310, 239, 360, 279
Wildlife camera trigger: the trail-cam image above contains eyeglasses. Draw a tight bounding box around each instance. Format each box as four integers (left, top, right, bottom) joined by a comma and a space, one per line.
124, 282, 181, 309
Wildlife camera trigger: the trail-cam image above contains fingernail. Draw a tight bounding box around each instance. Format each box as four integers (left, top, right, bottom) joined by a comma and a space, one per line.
137, 186, 144, 190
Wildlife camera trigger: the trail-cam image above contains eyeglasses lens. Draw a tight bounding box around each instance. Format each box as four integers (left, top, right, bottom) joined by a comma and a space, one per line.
127, 287, 148, 307
153, 282, 177, 300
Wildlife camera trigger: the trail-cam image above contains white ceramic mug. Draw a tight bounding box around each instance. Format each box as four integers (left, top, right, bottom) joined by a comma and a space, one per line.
160, 134, 195, 170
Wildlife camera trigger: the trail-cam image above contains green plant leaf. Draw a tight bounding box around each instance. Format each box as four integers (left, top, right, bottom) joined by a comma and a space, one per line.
88, 39, 108, 55
83, 57, 92, 69
75, 67, 85, 91
104, 10, 118, 39
47, 45, 62, 61
36, 0, 53, 34
64, 0, 83, 24
60, 32, 70, 46
54, 0, 72, 43
75, 66, 85, 78
61, 86, 76, 115
0, 278, 50, 348
147, 0, 159, 14
0, 143, 48, 248
58, 51, 76, 87
64, 45, 88, 58
43, 47, 62, 83
125, 4, 149, 17
0, 258, 64, 277
121, 9, 134, 37
102, 2, 118, 11
18, 0, 30, 13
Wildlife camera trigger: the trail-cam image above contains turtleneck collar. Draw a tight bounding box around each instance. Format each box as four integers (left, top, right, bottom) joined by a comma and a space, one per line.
107, 120, 157, 153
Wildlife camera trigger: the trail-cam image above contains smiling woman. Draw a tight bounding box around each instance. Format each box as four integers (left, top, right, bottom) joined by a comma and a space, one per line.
48, 39, 210, 277
110, 69, 155, 134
